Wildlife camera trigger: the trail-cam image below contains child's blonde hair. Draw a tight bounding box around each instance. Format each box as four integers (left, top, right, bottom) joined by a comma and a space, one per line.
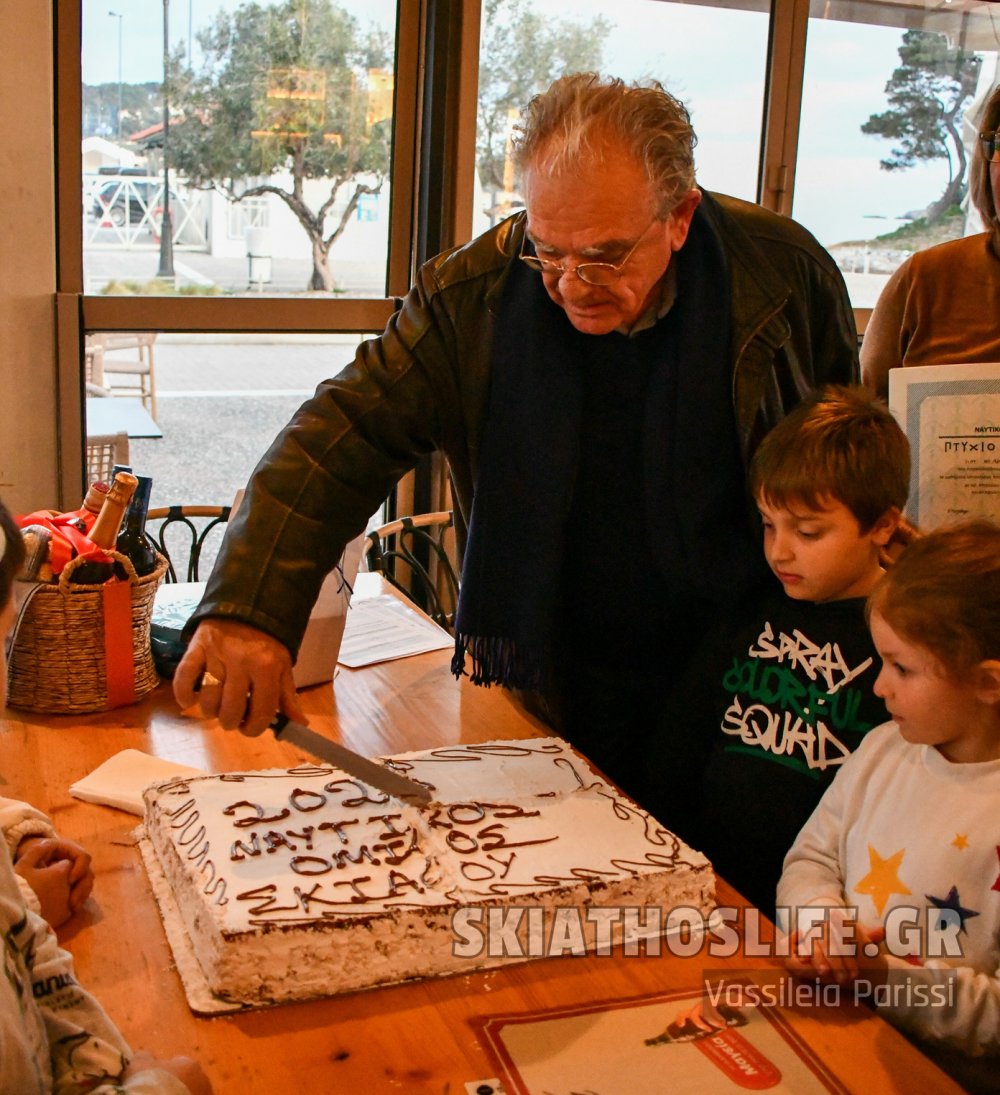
750, 385, 909, 531
868, 519, 1000, 678
0, 500, 25, 610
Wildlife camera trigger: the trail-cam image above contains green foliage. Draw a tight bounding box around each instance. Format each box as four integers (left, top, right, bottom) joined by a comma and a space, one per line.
477, 0, 609, 194
870, 207, 965, 251
166, 0, 392, 289
861, 29, 980, 221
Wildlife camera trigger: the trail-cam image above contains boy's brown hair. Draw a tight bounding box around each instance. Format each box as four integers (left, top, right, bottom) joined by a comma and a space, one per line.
749, 385, 910, 531
0, 499, 25, 610
868, 519, 1000, 679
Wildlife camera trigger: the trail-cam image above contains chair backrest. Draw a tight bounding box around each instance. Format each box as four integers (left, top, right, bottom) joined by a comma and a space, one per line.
86, 431, 129, 484
146, 504, 232, 583
91, 330, 157, 364
364, 511, 459, 632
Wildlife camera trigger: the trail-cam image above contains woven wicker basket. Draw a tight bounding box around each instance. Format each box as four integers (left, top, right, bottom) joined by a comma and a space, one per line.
6, 551, 168, 714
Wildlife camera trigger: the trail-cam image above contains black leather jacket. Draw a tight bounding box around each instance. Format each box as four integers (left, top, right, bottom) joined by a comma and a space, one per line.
193, 191, 858, 657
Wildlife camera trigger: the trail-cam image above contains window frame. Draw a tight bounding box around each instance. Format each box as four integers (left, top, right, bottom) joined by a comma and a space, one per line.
56, 0, 446, 502
59, 0, 915, 503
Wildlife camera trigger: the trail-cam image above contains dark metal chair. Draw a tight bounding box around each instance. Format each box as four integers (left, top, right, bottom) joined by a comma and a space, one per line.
146, 504, 231, 583
363, 511, 459, 632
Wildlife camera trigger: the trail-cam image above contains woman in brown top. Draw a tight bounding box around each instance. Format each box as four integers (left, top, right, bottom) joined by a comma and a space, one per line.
862, 83, 1000, 397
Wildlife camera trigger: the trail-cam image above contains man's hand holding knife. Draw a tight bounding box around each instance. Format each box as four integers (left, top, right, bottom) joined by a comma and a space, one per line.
173, 618, 307, 735
174, 617, 433, 805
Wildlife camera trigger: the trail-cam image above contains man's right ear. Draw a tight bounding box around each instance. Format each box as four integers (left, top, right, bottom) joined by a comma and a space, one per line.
666, 189, 702, 252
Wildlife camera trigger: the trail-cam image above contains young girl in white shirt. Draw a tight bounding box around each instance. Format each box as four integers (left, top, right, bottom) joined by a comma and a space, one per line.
778, 519, 1000, 1091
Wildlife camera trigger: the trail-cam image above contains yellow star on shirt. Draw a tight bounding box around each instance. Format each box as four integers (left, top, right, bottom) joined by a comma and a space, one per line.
953, 834, 969, 851
854, 845, 912, 917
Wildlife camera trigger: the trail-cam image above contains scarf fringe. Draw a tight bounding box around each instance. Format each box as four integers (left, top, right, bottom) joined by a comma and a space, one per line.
452, 633, 542, 691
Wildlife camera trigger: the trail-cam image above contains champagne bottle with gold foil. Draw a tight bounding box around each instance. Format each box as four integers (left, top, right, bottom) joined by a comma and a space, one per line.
71, 472, 138, 584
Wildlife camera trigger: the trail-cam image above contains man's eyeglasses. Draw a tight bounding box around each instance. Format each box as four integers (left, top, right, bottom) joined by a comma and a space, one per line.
980, 130, 999, 164
519, 218, 659, 286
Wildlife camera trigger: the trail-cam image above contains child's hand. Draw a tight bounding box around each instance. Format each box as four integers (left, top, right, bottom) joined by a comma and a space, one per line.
784, 908, 889, 986
14, 836, 94, 927
124, 1051, 213, 1095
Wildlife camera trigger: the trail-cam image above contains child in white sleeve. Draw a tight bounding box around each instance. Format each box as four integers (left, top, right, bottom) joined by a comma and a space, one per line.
0, 792, 95, 927
0, 501, 212, 1094
778, 520, 1000, 1092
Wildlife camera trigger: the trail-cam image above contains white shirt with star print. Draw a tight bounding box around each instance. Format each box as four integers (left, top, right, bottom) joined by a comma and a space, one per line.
777, 721, 1000, 1058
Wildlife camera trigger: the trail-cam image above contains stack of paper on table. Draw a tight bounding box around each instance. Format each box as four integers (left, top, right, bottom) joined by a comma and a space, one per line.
338, 593, 453, 667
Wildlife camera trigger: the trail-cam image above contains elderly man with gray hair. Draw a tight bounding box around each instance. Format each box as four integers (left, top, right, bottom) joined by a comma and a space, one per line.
176, 73, 857, 816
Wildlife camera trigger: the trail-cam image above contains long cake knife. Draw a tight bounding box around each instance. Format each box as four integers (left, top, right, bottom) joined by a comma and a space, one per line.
269, 713, 433, 805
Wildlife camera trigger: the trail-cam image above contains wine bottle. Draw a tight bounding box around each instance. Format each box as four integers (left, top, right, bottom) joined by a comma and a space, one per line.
66, 480, 110, 533
115, 475, 157, 577
71, 472, 138, 584
83, 481, 110, 515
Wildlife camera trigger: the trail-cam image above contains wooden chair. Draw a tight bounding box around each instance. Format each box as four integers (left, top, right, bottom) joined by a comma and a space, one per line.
86, 332, 158, 419
84, 339, 112, 397
363, 511, 459, 632
146, 505, 231, 583
85, 431, 129, 485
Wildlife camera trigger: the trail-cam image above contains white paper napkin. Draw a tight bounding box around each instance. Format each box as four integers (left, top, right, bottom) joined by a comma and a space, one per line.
69, 749, 206, 815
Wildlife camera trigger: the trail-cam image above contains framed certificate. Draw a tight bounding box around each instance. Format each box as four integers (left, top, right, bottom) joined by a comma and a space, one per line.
888, 362, 1000, 529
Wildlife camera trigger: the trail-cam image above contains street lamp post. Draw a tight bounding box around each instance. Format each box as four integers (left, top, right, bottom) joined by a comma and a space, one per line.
157, 0, 175, 279
108, 10, 123, 140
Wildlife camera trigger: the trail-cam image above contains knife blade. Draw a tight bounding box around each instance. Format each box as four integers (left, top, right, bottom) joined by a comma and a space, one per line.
270, 713, 433, 805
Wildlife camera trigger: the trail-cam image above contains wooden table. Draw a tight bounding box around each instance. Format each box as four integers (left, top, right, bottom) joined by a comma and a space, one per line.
0, 636, 961, 1093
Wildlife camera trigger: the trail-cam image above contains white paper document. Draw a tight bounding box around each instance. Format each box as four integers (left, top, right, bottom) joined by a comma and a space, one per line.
338, 593, 453, 667
888, 362, 1000, 528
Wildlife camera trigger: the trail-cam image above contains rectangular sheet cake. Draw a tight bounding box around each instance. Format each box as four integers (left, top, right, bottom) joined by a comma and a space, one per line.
142, 736, 715, 1006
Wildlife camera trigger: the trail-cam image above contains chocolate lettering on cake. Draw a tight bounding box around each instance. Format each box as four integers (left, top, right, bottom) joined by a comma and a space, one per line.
234, 884, 300, 917
316, 818, 359, 843
289, 788, 327, 812
322, 779, 391, 808
223, 800, 291, 827
167, 797, 228, 906
164, 745, 694, 926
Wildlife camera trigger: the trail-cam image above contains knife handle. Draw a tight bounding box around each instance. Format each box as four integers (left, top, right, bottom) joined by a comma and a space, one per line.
195, 673, 291, 736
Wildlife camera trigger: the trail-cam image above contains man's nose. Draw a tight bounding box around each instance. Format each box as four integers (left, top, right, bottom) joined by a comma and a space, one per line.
557, 266, 594, 292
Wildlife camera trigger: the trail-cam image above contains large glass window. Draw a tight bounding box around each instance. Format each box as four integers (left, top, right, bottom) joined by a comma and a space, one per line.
85, 330, 377, 505
82, 0, 398, 299
473, 0, 770, 236
793, 1, 1000, 309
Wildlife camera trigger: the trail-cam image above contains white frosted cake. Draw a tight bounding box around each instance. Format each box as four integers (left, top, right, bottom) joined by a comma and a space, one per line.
142, 736, 714, 1006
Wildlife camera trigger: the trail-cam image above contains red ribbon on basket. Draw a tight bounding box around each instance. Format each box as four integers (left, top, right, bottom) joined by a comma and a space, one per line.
16, 509, 106, 575
101, 575, 135, 707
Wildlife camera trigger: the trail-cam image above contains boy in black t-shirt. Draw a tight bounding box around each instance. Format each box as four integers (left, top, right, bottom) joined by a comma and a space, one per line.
648, 386, 911, 915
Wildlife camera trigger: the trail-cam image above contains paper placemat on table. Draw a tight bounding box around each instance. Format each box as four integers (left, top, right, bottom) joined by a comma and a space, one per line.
70, 749, 206, 815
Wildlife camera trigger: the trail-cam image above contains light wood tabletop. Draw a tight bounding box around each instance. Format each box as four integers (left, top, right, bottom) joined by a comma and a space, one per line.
0, 591, 962, 1095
